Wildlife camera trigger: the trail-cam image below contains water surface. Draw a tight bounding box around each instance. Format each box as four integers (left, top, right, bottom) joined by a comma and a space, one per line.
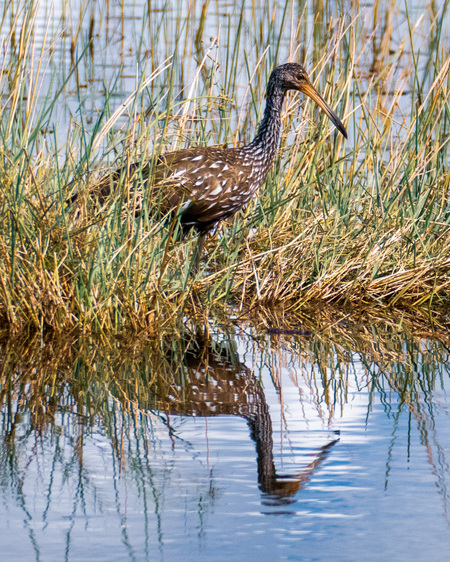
1, 318, 450, 561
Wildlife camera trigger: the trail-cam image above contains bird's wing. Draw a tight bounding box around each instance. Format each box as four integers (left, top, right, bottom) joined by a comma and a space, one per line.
75, 146, 254, 231
153, 147, 248, 228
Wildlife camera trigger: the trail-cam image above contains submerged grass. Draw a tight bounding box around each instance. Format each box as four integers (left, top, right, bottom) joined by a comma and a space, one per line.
0, 0, 449, 334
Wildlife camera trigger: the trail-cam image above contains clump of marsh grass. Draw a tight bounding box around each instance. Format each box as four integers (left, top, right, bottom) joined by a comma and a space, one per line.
0, 0, 449, 335
222, 50, 450, 310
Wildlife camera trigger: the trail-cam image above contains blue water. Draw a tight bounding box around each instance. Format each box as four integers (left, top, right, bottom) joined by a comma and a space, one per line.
1, 331, 450, 561
5, 0, 444, 151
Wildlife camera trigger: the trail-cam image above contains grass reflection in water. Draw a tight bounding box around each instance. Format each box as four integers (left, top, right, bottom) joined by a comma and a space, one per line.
1, 309, 450, 561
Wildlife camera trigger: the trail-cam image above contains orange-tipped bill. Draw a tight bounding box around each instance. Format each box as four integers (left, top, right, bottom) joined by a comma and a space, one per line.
300, 82, 347, 139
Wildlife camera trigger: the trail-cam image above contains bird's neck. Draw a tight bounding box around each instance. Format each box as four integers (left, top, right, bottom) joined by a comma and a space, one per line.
247, 84, 286, 165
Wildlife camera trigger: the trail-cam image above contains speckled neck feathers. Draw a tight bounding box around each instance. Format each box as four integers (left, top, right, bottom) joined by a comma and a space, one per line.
246, 75, 286, 175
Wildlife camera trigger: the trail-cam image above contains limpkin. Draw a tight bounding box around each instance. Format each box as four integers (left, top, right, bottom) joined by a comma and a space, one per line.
74, 63, 347, 267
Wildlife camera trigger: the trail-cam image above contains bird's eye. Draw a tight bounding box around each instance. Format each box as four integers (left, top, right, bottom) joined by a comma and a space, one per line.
298, 74, 305, 81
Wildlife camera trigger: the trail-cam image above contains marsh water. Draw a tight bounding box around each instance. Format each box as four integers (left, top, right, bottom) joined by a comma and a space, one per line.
2, 316, 450, 561
7, 0, 446, 150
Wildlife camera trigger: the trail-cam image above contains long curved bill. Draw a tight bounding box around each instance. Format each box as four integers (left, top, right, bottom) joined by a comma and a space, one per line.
300, 82, 347, 139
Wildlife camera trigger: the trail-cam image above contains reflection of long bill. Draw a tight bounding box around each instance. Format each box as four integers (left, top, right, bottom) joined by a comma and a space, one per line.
300, 82, 347, 138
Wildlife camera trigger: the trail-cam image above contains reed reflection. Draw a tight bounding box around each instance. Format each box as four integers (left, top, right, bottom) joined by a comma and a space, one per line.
0, 329, 338, 517
0, 310, 450, 543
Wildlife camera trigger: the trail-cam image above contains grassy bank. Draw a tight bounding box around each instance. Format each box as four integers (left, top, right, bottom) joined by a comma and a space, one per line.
0, 0, 449, 334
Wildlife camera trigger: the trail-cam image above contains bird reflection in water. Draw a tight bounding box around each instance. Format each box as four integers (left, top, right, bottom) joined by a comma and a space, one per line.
156, 337, 339, 506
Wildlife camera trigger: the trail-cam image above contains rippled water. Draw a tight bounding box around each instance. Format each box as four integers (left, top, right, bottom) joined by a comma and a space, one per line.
5, 0, 446, 150
1, 322, 450, 561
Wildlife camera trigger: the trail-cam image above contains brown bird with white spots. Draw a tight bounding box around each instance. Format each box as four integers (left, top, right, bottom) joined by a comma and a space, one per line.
74, 63, 347, 267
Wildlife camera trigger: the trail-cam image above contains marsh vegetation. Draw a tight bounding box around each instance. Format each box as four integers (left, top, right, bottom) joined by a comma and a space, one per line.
0, 0, 449, 335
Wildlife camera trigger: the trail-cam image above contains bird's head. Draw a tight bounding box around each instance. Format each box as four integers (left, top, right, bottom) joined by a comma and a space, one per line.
273, 63, 347, 139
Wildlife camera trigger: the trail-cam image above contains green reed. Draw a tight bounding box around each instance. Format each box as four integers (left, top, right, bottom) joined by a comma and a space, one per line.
0, 0, 449, 334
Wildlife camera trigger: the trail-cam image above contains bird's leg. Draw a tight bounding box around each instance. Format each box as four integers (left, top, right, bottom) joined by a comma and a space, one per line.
190, 233, 206, 276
